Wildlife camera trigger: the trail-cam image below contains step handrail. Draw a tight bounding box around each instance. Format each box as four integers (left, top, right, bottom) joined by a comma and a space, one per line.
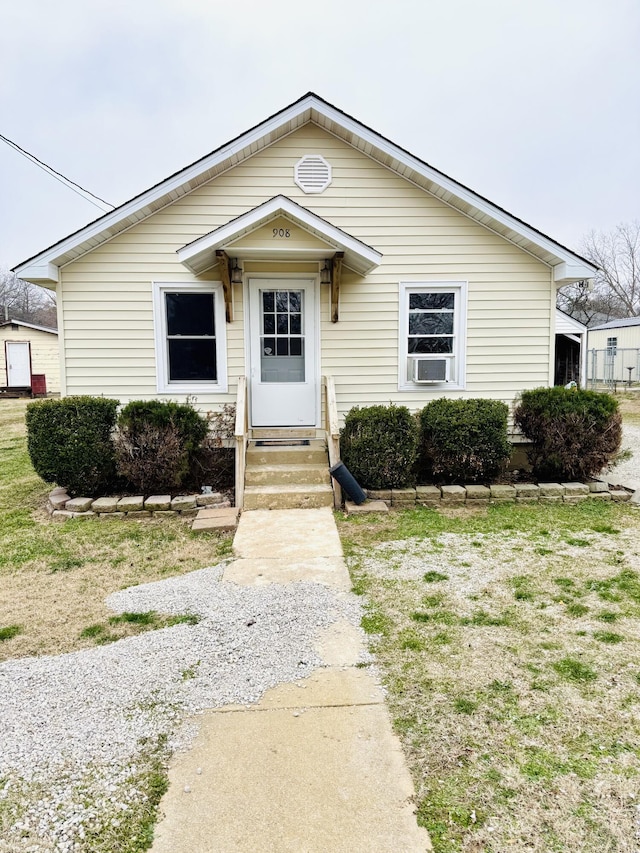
234, 376, 248, 510
323, 375, 342, 508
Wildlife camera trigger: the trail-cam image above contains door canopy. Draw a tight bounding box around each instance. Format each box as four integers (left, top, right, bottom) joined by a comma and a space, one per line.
176, 195, 382, 276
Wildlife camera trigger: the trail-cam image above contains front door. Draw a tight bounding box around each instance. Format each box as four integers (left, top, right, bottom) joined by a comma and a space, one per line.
6, 341, 31, 387
249, 279, 317, 427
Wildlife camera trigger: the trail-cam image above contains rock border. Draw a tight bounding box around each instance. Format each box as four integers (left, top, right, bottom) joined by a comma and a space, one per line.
47, 489, 231, 521
363, 480, 636, 510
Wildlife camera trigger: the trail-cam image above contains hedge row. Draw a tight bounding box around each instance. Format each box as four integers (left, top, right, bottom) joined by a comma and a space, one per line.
340, 388, 622, 489
26, 397, 234, 497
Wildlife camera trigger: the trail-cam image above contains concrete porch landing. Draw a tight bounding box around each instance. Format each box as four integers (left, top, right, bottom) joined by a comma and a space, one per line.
151, 508, 431, 853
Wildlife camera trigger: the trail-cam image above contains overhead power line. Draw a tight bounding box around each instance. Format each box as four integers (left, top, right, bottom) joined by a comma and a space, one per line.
0, 132, 115, 212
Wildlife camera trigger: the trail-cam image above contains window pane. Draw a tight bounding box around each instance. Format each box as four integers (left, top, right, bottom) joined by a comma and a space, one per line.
290, 314, 301, 335
276, 291, 288, 312
168, 340, 217, 381
277, 313, 289, 334
263, 292, 274, 312
263, 337, 275, 356
408, 337, 453, 354
276, 338, 289, 356
263, 314, 275, 334
409, 312, 454, 335
290, 338, 303, 356
289, 291, 301, 312
409, 292, 455, 310
166, 293, 215, 336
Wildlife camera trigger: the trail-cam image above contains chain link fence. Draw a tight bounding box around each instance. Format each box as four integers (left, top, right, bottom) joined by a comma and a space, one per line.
587, 347, 640, 390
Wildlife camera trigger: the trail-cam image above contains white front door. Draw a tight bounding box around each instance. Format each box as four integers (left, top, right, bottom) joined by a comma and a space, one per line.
6, 341, 31, 386
248, 279, 317, 427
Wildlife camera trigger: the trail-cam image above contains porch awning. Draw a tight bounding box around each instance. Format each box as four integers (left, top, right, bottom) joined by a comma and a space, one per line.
176, 195, 382, 276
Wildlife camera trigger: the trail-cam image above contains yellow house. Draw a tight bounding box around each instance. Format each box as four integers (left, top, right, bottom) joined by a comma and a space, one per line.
13, 93, 597, 505
0, 319, 60, 395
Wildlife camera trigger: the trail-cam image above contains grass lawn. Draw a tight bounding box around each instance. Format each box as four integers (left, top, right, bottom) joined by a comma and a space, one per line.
0, 399, 233, 852
337, 500, 640, 852
0, 399, 232, 663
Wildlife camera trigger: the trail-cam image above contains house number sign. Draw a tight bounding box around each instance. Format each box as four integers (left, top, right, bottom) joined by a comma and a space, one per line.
272, 228, 291, 238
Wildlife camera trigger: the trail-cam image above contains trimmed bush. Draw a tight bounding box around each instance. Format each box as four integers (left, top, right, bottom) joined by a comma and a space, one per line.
115, 399, 209, 493
340, 404, 419, 489
513, 386, 622, 481
117, 400, 208, 454
26, 396, 118, 495
419, 398, 511, 484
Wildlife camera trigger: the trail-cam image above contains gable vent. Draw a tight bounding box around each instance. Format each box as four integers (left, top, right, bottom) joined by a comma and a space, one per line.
294, 154, 332, 194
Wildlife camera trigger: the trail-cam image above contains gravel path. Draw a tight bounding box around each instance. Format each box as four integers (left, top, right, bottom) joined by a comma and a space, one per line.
0, 564, 365, 852
609, 423, 640, 490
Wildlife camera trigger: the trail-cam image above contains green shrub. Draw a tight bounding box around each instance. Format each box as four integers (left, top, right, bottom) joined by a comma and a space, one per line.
117, 400, 208, 454
513, 386, 621, 481
26, 396, 118, 496
115, 399, 209, 493
419, 398, 511, 484
340, 404, 418, 489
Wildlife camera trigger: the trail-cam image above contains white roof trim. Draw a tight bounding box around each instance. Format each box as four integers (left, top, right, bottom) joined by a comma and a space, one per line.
13, 92, 597, 284
0, 319, 58, 334
177, 195, 383, 276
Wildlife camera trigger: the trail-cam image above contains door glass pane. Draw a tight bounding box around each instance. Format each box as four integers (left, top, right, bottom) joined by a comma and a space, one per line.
260, 289, 305, 382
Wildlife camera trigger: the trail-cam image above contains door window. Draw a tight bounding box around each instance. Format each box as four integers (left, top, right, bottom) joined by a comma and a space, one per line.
260, 290, 305, 382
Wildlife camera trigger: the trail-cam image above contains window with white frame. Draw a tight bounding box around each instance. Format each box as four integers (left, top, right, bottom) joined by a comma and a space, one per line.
606, 336, 618, 354
153, 283, 227, 393
398, 282, 467, 390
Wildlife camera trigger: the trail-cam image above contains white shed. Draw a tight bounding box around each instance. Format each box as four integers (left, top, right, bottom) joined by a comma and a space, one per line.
0, 319, 60, 395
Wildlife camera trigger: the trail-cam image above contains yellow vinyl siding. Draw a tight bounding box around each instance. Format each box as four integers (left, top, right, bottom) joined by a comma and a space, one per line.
0, 326, 60, 393
60, 122, 552, 418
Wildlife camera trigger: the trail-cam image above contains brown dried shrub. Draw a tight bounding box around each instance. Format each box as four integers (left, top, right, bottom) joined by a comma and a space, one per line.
114, 422, 185, 494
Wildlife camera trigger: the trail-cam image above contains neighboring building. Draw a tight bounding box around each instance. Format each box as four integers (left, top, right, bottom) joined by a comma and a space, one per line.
13, 92, 596, 428
587, 317, 640, 385
555, 309, 587, 386
0, 319, 60, 395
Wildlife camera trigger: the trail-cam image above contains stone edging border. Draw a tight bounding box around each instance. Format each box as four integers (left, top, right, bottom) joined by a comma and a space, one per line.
47, 488, 231, 521
365, 480, 637, 509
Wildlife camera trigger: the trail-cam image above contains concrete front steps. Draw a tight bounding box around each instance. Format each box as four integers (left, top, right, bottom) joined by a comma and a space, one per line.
243, 436, 334, 510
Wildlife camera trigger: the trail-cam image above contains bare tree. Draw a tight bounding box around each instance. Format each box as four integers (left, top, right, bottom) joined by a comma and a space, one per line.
557, 221, 640, 325
0, 269, 57, 327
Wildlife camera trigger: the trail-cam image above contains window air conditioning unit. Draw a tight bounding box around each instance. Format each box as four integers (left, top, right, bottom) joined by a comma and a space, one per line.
412, 358, 448, 383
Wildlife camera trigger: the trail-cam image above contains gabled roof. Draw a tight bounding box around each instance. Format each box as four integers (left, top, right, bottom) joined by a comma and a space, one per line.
177, 195, 382, 276
0, 318, 57, 334
13, 92, 597, 286
590, 316, 640, 331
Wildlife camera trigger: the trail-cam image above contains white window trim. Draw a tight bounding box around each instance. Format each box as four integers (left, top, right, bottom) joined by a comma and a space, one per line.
152, 281, 228, 394
398, 281, 467, 392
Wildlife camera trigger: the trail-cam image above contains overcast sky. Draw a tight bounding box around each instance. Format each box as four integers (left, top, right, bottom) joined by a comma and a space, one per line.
1, 0, 638, 271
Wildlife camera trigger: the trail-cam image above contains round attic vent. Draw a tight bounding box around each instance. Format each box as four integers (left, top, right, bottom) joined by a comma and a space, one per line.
294, 154, 332, 194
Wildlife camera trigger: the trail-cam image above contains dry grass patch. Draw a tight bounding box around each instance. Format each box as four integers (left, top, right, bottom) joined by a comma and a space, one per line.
0, 399, 232, 662
338, 502, 640, 852
617, 390, 640, 425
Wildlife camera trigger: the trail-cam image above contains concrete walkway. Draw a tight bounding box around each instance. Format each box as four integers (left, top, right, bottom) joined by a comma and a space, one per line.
151, 508, 432, 853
